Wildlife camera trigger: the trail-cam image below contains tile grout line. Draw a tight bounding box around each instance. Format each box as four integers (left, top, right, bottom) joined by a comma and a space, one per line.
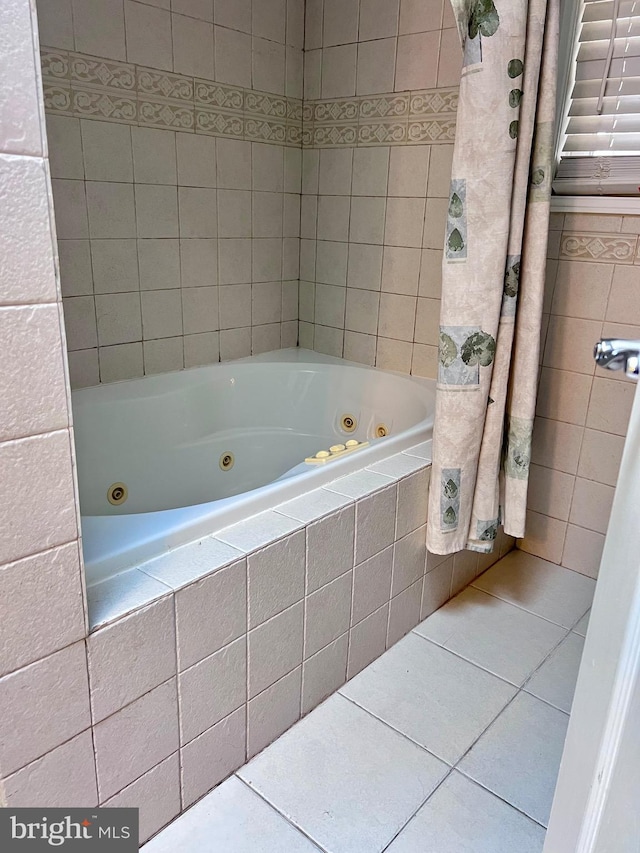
234, 774, 329, 853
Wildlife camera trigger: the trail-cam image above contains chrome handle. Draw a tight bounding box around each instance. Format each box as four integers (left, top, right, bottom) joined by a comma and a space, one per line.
594, 338, 640, 380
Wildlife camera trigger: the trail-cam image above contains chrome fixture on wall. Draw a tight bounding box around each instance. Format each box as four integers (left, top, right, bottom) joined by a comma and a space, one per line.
594, 339, 640, 381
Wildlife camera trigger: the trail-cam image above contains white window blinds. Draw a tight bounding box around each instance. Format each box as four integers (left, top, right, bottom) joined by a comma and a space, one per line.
554, 0, 640, 195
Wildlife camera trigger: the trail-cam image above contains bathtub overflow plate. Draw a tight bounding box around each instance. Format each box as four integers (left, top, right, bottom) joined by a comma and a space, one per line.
220, 452, 235, 471
107, 482, 128, 506
340, 414, 357, 433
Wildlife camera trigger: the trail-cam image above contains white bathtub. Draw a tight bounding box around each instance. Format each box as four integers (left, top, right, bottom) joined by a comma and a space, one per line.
73, 349, 435, 585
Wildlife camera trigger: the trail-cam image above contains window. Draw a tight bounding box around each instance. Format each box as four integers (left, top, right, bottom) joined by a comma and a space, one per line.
554, 0, 640, 195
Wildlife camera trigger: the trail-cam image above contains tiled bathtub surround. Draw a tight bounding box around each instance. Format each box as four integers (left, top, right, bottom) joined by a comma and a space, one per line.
521, 212, 640, 577
0, 0, 86, 815
0, 446, 511, 841
299, 0, 462, 375
37, 0, 306, 388
144, 551, 594, 853
41, 49, 304, 145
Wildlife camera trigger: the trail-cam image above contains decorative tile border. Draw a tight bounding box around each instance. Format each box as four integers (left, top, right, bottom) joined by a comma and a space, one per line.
559, 232, 638, 264
40, 47, 302, 147
40, 48, 457, 149
305, 88, 459, 149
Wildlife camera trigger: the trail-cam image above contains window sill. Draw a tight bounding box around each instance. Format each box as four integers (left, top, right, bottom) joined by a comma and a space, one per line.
551, 196, 640, 215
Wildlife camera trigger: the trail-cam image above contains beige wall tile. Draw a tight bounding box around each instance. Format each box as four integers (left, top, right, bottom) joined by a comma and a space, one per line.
607, 265, 640, 325
518, 511, 567, 565
181, 705, 246, 806
399, 0, 444, 34
531, 417, 584, 475
411, 342, 437, 378
0, 305, 69, 441
421, 556, 453, 618
419, 248, 442, 298
569, 478, 615, 535
621, 215, 640, 235
71, 0, 126, 59
0, 543, 85, 678
543, 315, 601, 375
247, 531, 305, 628
179, 636, 246, 744
437, 27, 463, 87
3, 730, 98, 808
551, 261, 613, 320
306, 506, 355, 593
395, 31, 439, 91
0, 642, 90, 776
378, 292, 417, 340
392, 524, 427, 596
347, 603, 389, 678
387, 578, 422, 646
88, 597, 177, 723
357, 37, 397, 95
563, 213, 622, 233
247, 666, 301, 758
536, 368, 592, 426
175, 560, 246, 670
381, 246, 421, 295
344, 330, 377, 364
451, 549, 478, 596
396, 467, 430, 537
562, 525, 605, 580
586, 377, 635, 435
301, 633, 348, 714
94, 679, 179, 801
376, 336, 413, 372
125, 1, 172, 69
415, 296, 440, 345
103, 753, 180, 843
388, 146, 430, 198
305, 571, 352, 658
1, 155, 59, 303
527, 464, 575, 522
249, 601, 303, 697
352, 546, 393, 625
355, 485, 397, 563
0, 431, 78, 565
577, 428, 625, 488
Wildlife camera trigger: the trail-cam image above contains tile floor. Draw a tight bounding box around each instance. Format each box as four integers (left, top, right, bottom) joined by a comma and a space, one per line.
143, 551, 595, 852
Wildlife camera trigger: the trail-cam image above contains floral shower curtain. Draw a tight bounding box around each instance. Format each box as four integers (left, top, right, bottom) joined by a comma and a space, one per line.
426, 0, 560, 555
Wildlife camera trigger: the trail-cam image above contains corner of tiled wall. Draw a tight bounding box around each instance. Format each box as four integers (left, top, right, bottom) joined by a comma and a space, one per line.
300, 0, 461, 377
0, 0, 91, 811
39, 0, 306, 389
519, 210, 640, 578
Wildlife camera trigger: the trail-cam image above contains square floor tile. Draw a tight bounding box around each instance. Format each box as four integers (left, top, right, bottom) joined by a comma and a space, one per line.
143, 775, 318, 852
386, 771, 545, 853
414, 587, 566, 686
525, 632, 585, 713
238, 694, 447, 853
340, 633, 516, 765
458, 692, 569, 827
472, 551, 595, 629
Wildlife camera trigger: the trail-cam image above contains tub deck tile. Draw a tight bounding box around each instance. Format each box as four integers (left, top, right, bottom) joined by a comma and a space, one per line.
140, 537, 244, 590
368, 453, 429, 479
324, 470, 395, 500
88, 569, 172, 631
275, 488, 353, 524
402, 441, 432, 461
215, 511, 304, 554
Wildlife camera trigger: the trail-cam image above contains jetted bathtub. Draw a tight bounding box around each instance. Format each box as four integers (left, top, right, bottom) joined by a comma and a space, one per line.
73, 349, 436, 585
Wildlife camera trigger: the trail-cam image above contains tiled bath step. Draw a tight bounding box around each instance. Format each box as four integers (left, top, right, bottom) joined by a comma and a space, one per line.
143, 552, 595, 852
